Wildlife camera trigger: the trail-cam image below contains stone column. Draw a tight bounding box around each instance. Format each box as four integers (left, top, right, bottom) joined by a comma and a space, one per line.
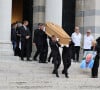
95, 0, 100, 38
75, 0, 84, 34
45, 0, 62, 26
32, 0, 46, 56
75, 0, 100, 39
0, 0, 13, 55
33, 0, 45, 27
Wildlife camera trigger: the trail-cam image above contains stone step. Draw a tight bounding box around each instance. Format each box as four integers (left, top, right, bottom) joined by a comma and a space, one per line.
0, 55, 100, 90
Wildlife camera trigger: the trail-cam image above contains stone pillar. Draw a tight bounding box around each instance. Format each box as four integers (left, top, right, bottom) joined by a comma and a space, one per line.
33, 0, 45, 27
32, 0, 46, 57
95, 0, 100, 38
45, 0, 62, 26
75, 0, 84, 34
0, 0, 13, 55
75, 0, 100, 39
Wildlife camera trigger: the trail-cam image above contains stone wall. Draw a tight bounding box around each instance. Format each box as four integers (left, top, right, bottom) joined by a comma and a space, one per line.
76, 0, 100, 39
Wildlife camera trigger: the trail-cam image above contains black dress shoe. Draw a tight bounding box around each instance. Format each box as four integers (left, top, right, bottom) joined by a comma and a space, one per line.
56, 73, 59, 77
65, 73, 69, 78
48, 59, 50, 62
33, 58, 37, 61
52, 60, 54, 64
42, 61, 48, 63
39, 60, 42, 63
39, 61, 47, 63
27, 59, 32, 61
21, 58, 24, 61
62, 70, 65, 74
34, 59, 37, 61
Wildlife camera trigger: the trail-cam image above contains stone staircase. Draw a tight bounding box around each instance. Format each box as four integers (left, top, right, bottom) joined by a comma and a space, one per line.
0, 54, 100, 90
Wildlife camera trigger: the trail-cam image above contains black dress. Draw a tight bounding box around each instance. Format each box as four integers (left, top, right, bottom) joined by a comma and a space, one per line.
50, 40, 61, 77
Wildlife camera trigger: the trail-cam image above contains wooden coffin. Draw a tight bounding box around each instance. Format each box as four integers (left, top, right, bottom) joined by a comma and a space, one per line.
45, 22, 71, 45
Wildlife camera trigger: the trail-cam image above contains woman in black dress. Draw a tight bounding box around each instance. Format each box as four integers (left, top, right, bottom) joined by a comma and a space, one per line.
50, 35, 61, 77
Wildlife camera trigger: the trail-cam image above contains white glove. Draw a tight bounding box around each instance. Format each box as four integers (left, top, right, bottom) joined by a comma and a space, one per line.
43, 27, 46, 32
61, 44, 64, 47
56, 38, 60, 41
66, 44, 69, 47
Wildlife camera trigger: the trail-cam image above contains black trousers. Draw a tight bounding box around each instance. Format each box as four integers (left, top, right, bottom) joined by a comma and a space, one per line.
62, 57, 71, 75
73, 46, 80, 62
92, 55, 99, 77
40, 46, 48, 63
52, 52, 61, 74
21, 40, 30, 60
34, 44, 42, 60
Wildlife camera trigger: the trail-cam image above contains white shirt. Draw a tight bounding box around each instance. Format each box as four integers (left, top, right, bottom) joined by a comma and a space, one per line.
23, 25, 27, 30
83, 35, 94, 49
71, 32, 82, 46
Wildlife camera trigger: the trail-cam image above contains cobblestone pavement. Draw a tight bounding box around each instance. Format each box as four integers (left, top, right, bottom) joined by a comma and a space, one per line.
0, 55, 100, 90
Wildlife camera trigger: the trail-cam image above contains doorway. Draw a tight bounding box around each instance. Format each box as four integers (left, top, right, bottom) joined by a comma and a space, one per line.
12, 0, 33, 31
12, 0, 23, 23
12, 0, 33, 52
62, 0, 76, 36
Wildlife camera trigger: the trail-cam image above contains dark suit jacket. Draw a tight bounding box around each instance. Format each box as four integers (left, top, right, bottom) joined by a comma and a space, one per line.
19, 26, 31, 57
91, 37, 100, 69
33, 29, 47, 46
20, 26, 31, 41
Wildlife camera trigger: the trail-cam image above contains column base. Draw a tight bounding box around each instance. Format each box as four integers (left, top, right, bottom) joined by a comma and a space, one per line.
0, 42, 13, 56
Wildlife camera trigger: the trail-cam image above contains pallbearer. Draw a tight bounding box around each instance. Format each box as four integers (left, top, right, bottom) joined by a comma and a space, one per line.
50, 35, 61, 77
33, 23, 48, 63
62, 42, 72, 78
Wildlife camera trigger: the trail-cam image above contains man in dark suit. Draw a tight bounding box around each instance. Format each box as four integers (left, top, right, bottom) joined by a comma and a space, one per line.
91, 37, 100, 78
33, 23, 48, 63
20, 20, 31, 61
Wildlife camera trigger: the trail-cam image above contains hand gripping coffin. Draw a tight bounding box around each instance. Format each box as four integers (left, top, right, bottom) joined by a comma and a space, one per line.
45, 22, 71, 45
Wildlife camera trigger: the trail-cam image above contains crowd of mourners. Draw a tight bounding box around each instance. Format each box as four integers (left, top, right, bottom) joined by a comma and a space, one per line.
11, 20, 100, 78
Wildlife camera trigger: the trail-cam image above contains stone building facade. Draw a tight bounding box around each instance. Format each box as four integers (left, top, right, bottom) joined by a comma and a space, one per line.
0, 0, 100, 55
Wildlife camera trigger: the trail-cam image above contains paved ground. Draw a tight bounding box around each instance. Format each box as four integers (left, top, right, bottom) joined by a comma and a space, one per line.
0, 55, 100, 90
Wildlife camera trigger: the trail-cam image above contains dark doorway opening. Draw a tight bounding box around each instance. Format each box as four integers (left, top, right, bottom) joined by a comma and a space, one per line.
12, 0, 23, 23
23, 0, 33, 31
62, 0, 76, 36
12, 0, 33, 31
23, 0, 33, 53
12, 0, 33, 53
